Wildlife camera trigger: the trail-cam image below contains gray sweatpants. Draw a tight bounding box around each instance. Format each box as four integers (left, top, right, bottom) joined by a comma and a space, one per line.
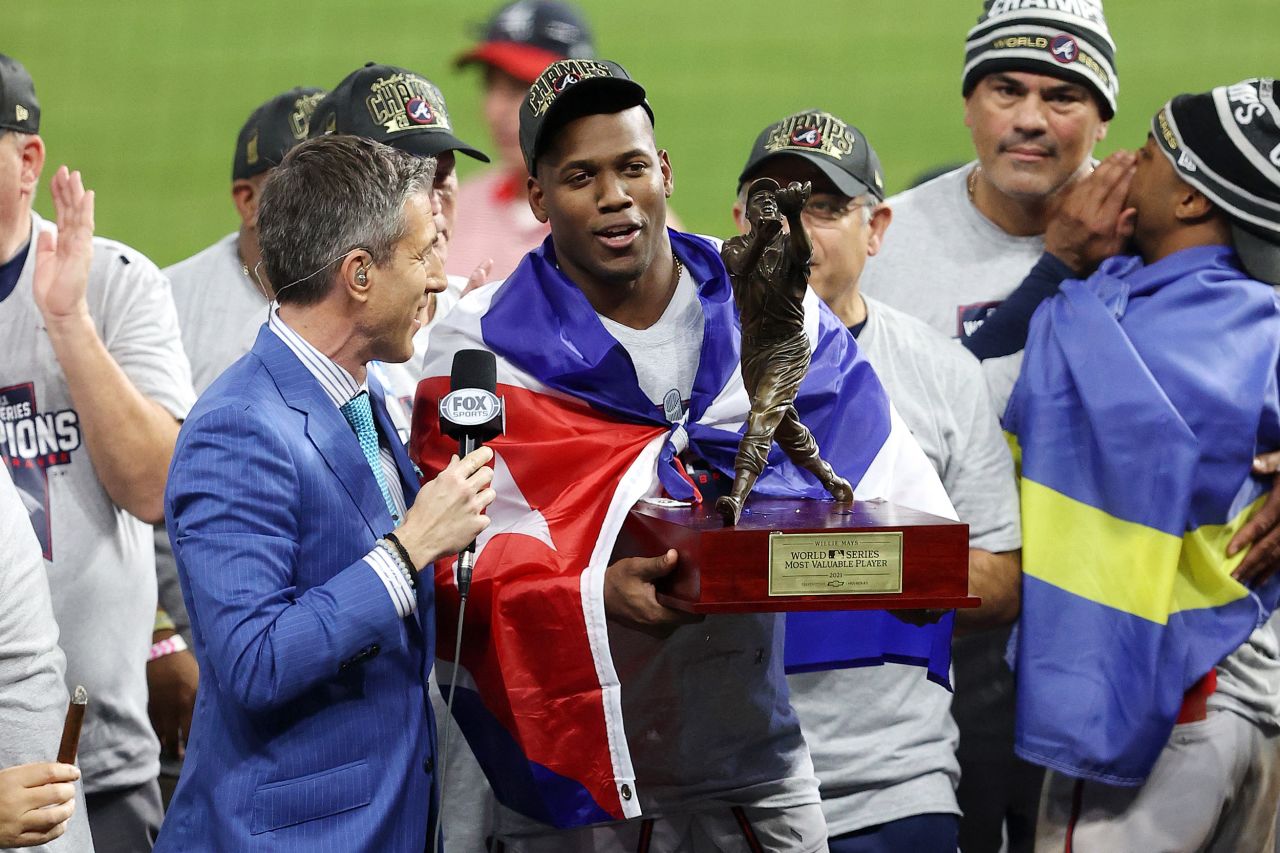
494, 803, 828, 853
85, 780, 162, 853
1037, 708, 1280, 853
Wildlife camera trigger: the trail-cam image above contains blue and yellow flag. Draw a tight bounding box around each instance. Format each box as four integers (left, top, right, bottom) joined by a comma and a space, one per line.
1006, 245, 1280, 786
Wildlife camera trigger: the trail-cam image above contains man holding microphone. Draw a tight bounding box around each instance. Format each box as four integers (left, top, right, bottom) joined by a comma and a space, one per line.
155, 135, 495, 851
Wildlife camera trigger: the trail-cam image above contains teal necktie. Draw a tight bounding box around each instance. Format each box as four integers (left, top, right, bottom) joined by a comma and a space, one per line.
339, 391, 398, 519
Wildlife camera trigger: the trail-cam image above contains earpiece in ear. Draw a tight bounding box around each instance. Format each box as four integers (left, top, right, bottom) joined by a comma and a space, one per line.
356, 264, 369, 284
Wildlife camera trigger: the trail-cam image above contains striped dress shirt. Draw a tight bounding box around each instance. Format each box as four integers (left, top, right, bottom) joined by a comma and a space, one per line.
267, 307, 417, 617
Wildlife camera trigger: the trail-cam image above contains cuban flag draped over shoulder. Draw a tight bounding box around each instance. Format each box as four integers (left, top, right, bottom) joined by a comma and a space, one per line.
410, 230, 955, 827
1006, 245, 1280, 786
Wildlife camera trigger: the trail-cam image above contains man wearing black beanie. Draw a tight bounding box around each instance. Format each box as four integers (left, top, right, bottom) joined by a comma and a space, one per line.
859, 2, 1118, 848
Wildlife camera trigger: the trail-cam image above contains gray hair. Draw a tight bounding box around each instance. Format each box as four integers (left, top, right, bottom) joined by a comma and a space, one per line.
257, 134, 436, 305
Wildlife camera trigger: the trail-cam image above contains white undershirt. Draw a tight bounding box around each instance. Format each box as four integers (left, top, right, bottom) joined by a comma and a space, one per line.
598, 266, 703, 421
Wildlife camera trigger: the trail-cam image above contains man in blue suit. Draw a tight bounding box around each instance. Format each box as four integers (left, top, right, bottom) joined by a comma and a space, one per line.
157, 134, 496, 851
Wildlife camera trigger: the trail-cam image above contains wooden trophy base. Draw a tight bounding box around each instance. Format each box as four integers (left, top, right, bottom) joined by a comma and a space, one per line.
615, 496, 978, 614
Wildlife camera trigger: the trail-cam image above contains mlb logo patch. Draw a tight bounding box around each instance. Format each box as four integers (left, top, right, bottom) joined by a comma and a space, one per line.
790, 127, 823, 148
1050, 34, 1079, 64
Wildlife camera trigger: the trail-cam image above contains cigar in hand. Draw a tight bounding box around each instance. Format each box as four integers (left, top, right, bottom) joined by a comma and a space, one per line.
57, 685, 87, 765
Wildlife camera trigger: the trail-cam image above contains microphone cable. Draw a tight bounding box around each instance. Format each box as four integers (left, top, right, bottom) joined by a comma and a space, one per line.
431, 573, 470, 853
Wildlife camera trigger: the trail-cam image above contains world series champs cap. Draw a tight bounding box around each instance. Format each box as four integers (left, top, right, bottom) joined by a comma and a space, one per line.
233, 87, 327, 182
518, 58, 651, 174
456, 0, 596, 84
311, 63, 489, 163
738, 109, 886, 201
1153, 78, 1280, 286
0, 54, 40, 134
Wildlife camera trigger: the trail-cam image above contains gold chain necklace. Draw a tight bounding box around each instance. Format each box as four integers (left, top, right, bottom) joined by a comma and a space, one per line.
966, 165, 980, 204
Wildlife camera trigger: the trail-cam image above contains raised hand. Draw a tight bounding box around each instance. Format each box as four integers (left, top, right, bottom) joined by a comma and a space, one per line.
32, 166, 95, 325
1044, 151, 1137, 275
462, 258, 495, 298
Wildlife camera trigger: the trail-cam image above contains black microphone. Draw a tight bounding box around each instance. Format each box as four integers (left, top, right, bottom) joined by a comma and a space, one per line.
438, 350, 504, 595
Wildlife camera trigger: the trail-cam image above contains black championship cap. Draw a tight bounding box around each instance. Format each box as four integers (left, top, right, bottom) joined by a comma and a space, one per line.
232, 87, 327, 181
1153, 78, 1280, 286
962, 0, 1118, 120
456, 0, 596, 85
310, 63, 489, 163
738, 109, 885, 201
518, 58, 651, 173
0, 54, 40, 134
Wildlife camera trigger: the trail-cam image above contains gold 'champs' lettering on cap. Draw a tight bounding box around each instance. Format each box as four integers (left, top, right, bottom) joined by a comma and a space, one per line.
366, 73, 452, 135
289, 92, 326, 141
528, 60, 616, 118
984, 0, 1106, 26
1156, 108, 1179, 151
764, 112, 857, 161
15, 104, 29, 123
246, 129, 260, 165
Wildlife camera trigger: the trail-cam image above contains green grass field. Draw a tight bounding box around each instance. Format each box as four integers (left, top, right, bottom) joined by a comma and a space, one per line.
9, 1, 1277, 266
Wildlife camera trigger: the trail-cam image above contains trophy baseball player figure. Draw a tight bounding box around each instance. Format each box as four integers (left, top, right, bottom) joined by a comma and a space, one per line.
716, 177, 854, 525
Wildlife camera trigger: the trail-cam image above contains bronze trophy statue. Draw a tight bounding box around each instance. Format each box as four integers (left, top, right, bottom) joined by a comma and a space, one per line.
716, 178, 854, 525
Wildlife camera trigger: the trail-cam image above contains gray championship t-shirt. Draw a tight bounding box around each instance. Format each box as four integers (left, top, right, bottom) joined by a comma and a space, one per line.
0, 465, 95, 851
859, 163, 1043, 416
787, 296, 1021, 836
164, 232, 266, 395
0, 212, 195, 794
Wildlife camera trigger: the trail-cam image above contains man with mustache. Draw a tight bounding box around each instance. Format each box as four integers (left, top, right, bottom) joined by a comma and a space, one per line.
859, 3, 1119, 847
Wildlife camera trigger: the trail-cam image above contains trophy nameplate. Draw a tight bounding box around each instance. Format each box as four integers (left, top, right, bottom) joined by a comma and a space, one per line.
767, 531, 902, 597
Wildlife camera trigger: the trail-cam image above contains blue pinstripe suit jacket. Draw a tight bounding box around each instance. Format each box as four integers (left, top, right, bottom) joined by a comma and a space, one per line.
156, 327, 440, 852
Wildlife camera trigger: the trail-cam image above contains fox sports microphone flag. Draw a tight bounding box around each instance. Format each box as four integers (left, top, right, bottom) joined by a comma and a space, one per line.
1005, 246, 1280, 787
410, 229, 955, 827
